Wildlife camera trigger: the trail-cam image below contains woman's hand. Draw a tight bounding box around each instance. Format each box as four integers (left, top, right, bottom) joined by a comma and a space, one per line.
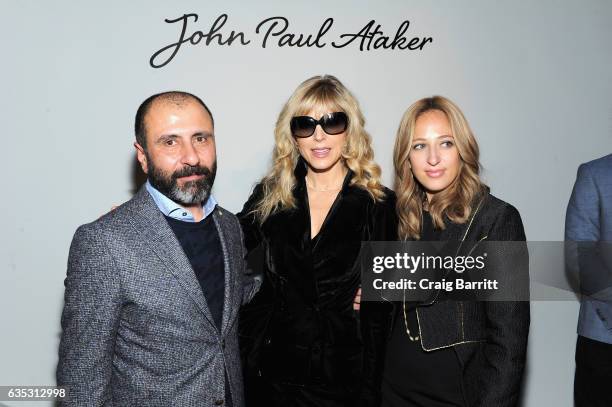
353, 287, 361, 311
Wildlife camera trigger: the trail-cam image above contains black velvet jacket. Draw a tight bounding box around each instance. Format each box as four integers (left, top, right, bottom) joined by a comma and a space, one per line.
238, 160, 397, 406
385, 192, 530, 407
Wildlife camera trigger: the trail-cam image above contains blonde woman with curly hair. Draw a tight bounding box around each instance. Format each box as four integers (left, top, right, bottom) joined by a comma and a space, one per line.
382, 96, 529, 407
238, 75, 397, 406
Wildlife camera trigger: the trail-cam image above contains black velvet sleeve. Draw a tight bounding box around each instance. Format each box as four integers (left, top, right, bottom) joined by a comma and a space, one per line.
236, 183, 281, 406
359, 190, 398, 406
236, 183, 265, 253
476, 203, 530, 407
236, 184, 267, 305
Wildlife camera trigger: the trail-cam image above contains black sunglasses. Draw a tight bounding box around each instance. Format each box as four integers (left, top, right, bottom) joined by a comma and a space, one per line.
290, 112, 349, 138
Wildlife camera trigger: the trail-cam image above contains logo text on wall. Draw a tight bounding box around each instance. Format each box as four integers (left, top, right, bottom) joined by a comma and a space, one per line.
150, 14, 434, 68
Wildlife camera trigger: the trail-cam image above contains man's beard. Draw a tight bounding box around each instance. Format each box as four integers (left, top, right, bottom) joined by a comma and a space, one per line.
147, 156, 217, 206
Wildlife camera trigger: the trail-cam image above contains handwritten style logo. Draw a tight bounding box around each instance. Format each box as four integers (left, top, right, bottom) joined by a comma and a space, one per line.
150, 13, 434, 68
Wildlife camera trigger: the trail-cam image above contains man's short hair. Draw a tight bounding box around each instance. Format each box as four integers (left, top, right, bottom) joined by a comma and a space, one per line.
134, 91, 214, 150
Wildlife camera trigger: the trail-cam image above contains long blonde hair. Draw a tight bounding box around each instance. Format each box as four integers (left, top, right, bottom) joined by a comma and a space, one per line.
393, 96, 486, 240
253, 75, 385, 223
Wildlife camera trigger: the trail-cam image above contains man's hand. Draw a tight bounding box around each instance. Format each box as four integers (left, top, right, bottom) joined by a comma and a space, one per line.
99, 206, 118, 219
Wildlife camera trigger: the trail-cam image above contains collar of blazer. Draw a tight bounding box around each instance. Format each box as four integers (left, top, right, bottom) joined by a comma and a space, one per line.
124, 185, 236, 336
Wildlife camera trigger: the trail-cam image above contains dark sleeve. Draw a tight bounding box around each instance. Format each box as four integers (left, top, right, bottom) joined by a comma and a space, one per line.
236, 184, 267, 306
57, 224, 122, 406
565, 164, 600, 292
359, 190, 398, 406
236, 183, 265, 253
565, 164, 600, 242
371, 189, 399, 241
565, 164, 612, 323
236, 184, 274, 380
477, 204, 530, 407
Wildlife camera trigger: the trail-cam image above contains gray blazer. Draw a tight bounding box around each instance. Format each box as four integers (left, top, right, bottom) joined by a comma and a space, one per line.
57, 186, 259, 406
566, 154, 612, 343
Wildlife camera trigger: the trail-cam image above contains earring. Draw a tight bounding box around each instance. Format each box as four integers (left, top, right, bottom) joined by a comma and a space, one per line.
342, 143, 349, 155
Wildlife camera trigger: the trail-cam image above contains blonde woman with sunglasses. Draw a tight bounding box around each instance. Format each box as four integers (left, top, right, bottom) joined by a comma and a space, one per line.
237, 75, 396, 406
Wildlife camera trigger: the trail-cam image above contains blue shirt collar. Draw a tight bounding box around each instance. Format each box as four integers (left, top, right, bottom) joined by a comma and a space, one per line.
145, 180, 218, 223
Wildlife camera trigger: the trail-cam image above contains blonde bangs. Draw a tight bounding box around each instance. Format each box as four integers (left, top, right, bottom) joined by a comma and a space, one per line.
294, 86, 343, 117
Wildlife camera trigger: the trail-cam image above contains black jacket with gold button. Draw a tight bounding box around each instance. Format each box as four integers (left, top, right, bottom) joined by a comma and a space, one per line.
386, 192, 530, 407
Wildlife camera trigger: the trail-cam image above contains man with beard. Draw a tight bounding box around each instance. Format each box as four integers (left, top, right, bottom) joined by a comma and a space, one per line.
57, 91, 259, 406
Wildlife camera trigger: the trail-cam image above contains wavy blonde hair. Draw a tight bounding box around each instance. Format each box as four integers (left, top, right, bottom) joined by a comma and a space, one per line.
253, 74, 386, 223
394, 96, 486, 240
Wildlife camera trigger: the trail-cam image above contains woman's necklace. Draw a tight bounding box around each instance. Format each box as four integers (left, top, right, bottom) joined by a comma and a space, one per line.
305, 176, 343, 192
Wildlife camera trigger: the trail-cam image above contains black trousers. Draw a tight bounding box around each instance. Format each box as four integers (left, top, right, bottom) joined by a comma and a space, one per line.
575, 335, 612, 407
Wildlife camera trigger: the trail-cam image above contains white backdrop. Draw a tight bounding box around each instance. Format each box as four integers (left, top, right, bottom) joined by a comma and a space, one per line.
2, 1, 611, 406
